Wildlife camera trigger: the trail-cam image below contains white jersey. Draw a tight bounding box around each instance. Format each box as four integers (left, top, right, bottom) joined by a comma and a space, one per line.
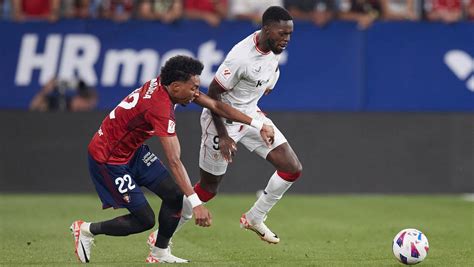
199, 31, 287, 176
208, 30, 281, 119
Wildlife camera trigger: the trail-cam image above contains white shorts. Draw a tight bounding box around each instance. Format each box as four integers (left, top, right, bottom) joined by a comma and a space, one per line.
199, 110, 287, 175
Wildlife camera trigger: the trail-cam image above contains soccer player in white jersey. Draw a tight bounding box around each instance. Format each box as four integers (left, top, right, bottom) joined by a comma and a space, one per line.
148, 6, 301, 246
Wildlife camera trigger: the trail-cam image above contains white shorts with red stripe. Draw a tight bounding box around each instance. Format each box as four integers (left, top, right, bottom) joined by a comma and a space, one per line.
199, 109, 287, 176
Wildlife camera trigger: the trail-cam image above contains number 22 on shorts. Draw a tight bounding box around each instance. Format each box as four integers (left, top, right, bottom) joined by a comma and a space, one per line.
115, 174, 136, 193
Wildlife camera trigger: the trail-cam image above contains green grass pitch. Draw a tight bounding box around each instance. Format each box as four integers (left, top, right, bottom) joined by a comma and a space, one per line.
1, 194, 472, 266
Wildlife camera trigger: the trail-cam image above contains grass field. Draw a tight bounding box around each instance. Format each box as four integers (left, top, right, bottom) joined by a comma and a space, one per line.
1, 194, 472, 266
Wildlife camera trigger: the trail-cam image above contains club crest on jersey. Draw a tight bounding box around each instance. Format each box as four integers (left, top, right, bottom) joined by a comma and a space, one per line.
168, 120, 176, 134
222, 68, 231, 80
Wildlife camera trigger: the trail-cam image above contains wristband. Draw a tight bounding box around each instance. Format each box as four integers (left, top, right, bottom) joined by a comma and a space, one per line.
250, 119, 264, 131
187, 193, 202, 208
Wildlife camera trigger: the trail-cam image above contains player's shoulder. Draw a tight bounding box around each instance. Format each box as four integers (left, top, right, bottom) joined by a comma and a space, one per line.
226, 31, 258, 61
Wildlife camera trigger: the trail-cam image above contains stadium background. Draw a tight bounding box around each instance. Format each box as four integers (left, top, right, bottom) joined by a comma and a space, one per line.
1, 20, 472, 194
0, 3, 473, 266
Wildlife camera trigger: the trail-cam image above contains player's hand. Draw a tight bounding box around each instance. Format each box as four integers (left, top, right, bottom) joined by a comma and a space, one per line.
264, 88, 273, 95
260, 124, 275, 147
219, 135, 237, 163
193, 205, 212, 227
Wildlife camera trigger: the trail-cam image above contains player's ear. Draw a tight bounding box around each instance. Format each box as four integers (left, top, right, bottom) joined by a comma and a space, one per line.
169, 81, 180, 94
263, 24, 270, 35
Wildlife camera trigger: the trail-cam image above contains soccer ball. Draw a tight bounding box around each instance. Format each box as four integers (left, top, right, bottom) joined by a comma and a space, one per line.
392, 228, 429, 265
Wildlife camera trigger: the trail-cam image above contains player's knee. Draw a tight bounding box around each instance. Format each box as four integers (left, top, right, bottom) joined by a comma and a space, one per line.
277, 164, 302, 183
294, 160, 303, 174
142, 215, 156, 231
134, 206, 156, 231
142, 209, 156, 231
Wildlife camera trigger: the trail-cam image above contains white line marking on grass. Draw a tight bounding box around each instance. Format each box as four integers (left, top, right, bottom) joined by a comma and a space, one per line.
462, 194, 474, 202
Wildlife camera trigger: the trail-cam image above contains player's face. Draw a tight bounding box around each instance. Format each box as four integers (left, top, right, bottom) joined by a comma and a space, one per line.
266, 20, 294, 54
170, 75, 200, 105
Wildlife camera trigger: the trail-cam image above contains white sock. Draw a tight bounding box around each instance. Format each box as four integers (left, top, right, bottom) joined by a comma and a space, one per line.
80, 222, 94, 237
175, 195, 194, 232
151, 246, 169, 257
246, 171, 293, 224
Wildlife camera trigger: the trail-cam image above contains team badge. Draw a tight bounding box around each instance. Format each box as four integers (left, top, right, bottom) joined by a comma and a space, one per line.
123, 194, 131, 203
222, 68, 231, 80
168, 120, 176, 134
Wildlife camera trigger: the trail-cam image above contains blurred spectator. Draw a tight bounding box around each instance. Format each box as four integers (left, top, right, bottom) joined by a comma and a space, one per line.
465, 0, 474, 20
0, 0, 6, 19
61, 0, 90, 19
30, 78, 98, 112
229, 0, 283, 23
12, 0, 60, 22
424, 0, 462, 23
380, 0, 418, 20
284, 0, 336, 27
338, 0, 381, 29
183, 0, 227, 27
136, 0, 183, 23
99, 0, 134, 22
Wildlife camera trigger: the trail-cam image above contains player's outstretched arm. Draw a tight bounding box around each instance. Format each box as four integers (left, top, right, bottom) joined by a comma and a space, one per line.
159, 135, 212, 227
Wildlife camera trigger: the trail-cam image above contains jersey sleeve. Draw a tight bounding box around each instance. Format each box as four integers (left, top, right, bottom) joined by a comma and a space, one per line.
145, 107, 176, 137
214, 54, 245, 91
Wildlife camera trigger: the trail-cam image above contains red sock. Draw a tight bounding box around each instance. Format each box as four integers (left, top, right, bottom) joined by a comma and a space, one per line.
194, 183, 216, 202
277, 171, 301, 182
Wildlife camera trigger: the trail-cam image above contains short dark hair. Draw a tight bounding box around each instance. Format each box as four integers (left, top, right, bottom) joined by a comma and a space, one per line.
262, 6, 292, 26
160, 55, 204, 86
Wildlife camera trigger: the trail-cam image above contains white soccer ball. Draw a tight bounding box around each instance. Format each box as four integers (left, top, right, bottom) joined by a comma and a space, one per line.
392, 228, 429, 265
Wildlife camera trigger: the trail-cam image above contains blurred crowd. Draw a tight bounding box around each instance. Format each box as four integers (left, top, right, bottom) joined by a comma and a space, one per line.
0, 0, 472, 28
29, 78, 98, 112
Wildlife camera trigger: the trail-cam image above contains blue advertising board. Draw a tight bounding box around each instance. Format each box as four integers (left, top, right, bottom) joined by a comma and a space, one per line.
365, 22, 474, 111
0, 20, 472, 111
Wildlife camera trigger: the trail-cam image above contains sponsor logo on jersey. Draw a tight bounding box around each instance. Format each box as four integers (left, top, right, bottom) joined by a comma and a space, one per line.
256, 78, 270, 87
168, 120, 176, 134
222, 68, 231, 80
98, 127, 103, 136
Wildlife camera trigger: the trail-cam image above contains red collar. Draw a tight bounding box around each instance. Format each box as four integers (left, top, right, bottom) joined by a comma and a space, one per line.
253, 32, 271, 55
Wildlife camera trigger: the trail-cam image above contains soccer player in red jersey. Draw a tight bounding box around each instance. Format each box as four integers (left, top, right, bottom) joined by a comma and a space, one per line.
70, 55, 274, 263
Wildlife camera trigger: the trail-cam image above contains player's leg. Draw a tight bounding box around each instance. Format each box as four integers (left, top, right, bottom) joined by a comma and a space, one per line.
176, 114, 244, 229
130, 145, 189, 263
246, 141, 302, 225
173, 168, 224, 233
71, 155, 155, 263
239, 116, 302, 243
144, 176, 189, 263
146, 176, 183, 249
88, 203, 155, 236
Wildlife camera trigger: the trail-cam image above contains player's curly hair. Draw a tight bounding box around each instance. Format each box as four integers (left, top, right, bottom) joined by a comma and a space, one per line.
262, 6, 292, 26
160, 55, 204, 86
